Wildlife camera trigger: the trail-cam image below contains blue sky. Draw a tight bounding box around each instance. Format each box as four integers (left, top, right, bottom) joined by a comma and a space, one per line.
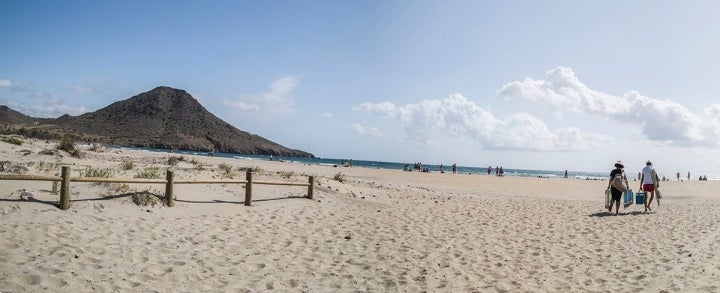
2, 1, 720, 177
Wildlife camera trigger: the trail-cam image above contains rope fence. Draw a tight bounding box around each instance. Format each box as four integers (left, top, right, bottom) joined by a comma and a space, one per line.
1, 166, 315, 210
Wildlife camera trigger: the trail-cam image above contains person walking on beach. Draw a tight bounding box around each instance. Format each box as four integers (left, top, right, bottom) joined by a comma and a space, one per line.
639, 161, 659, 212
607, 161, 629, 215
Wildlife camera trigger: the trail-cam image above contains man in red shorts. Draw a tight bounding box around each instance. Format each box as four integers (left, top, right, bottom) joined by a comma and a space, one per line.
639, 160, 658, 212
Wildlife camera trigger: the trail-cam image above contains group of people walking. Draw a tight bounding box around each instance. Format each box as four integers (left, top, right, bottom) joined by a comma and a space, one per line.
607, 160, 661, 215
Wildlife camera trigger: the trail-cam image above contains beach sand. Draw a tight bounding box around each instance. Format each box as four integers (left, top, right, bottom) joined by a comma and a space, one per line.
1, 138, 719, 292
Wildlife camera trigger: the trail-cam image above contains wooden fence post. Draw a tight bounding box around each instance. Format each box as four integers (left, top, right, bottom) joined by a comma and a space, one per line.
166, 169, 174, 207
59, 166, 70, 210
244, 170, 253, 206
307, 176, 315, 199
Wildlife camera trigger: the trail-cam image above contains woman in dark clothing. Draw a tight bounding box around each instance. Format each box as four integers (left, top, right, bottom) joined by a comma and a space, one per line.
607, 161, 629, 215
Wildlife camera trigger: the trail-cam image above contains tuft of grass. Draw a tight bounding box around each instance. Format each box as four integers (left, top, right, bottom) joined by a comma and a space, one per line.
2, 137, 23, 145
120, 159, 134, 170
80, 166, 113, 178
189, 158, 205, 170
333, 172, 346, 183
167, 156, 184, 166
35, 161, 59, 174
278, 170, 295, 179
218, 163, 234, 178
134, 167, 162, 179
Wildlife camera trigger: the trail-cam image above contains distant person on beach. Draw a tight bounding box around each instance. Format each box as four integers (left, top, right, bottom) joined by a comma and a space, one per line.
639, 160, 659, 212
677, 172, 680, 181
564, 170, 568, 178
487, 165, 491, 175
452, 163, 457, 174
607, 161, 629, 215
688, 171, 691, 181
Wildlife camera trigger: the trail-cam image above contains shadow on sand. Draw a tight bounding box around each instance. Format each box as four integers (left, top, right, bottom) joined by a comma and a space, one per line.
588, 210, 652, 217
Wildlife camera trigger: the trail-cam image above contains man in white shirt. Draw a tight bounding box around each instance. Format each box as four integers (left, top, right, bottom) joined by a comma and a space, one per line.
639, 160, 658, 212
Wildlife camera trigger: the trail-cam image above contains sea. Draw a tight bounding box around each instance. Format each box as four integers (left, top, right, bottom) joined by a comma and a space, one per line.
119, 146, 608, 180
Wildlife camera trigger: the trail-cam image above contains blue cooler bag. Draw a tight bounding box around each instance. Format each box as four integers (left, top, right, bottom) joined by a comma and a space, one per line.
623, 188, 634, 207
636, 191, 646, 205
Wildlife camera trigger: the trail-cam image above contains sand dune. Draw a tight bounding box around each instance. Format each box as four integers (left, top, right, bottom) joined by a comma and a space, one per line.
1, 138, 719, 292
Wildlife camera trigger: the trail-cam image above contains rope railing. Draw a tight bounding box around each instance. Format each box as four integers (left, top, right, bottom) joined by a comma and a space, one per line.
0, 166, 315, 210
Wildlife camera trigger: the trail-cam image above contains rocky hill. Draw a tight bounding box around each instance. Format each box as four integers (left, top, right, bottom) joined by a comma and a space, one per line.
0, 86, 314, 157
0, 105, 38, 124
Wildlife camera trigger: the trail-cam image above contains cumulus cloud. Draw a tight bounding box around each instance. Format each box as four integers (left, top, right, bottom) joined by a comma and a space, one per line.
5, 97, 88, 118
355, 94, 603, 151
0, 79, 12, 88
223, 76, 299, 119
351, 123, 386, 139
224, 100, 260, 111
498, 66, 720, 147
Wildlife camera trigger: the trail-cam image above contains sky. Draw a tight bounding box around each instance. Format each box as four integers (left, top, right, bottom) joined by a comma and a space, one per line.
2, 0, 720, 177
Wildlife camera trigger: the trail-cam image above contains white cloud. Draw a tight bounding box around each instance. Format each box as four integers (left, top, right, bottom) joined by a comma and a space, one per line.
498, 66, 720, 147
0, 79, 12, 88
351, 123, 386, 139
354, 101, 398, 118
355, 94, 603, 151
223, 76, 299, 119
224, 99, 260, 111
5, 97, 88, 118
320, 112, 333, 118
263, 76, 298, 102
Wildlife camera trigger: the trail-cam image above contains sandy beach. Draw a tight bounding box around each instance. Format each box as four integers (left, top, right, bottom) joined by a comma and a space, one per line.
1, 138, 719, 292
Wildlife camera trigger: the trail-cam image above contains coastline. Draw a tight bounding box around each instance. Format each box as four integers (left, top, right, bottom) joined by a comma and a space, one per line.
119, 145, 611, 179
1, 138, 719, 292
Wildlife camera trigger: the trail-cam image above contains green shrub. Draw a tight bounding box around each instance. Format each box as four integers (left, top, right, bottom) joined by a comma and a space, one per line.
135, 168, 162, 179
57, 135, 76, 152
167, 156, 184, 166
2, 137, 23, 145
80, 166, 113, 178
35, 161, 59, 174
